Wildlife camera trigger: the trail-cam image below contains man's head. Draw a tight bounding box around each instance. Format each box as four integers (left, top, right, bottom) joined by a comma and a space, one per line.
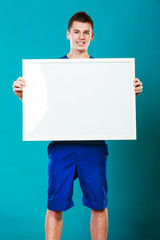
67, 11, 94, 52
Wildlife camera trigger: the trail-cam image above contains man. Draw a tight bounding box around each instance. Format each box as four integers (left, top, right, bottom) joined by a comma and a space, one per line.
13, 11, 143, 240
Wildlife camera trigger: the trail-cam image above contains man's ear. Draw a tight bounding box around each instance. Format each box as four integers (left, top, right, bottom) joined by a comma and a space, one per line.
90, 31, 94, 41
67, 30, 70, 40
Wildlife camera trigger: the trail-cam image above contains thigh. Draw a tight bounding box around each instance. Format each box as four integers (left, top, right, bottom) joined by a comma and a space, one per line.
76, 143, 109, 201
47, 142, 77, 202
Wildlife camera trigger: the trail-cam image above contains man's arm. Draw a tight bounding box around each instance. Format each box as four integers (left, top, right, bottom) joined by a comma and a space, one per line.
12, 77, 26, 101
134, 78, 143, 96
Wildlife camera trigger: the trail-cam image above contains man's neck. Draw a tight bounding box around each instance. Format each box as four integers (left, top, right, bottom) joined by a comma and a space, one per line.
67, 50, 90, 59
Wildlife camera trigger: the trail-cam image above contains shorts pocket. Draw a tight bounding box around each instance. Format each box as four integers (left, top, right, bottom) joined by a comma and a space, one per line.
47, 141, 54, 155
104, 144, 109, 156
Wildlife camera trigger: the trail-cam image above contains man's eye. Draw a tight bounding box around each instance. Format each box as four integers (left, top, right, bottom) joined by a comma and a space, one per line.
74, 32, 78, 33
85, 32, 89, 34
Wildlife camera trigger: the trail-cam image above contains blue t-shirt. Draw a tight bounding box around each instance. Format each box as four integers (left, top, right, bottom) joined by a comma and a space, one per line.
53, 54, 107, 145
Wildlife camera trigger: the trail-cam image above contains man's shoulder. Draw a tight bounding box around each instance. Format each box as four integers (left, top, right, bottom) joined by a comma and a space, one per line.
59, 55, 68, 59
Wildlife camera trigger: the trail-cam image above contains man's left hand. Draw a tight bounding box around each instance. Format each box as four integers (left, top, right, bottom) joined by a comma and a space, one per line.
134, 78, 143, 96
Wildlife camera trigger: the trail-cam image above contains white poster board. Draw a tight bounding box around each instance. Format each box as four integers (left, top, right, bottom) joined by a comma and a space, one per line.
22, 58, 136, 141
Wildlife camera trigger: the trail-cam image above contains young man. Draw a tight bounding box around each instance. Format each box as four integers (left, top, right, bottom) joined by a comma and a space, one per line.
13, 11, 143, 240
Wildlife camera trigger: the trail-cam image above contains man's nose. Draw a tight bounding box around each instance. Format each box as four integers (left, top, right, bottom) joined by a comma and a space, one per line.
79, 33, 84, 39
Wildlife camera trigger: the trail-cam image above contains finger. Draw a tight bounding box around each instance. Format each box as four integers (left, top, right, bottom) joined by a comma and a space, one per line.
13, 87, 23, 92
14, 80, 25, 87
135, 90, 142, 94
134, 80, 142, 86
13, 90, 21, 95
13, 82, 23, 88
17, 79, 26, 86
134, 78, 139, 82
135, 87, 143, 92
17, 77, 26, 86
135, 86, 143, 91
137, 86, 143, 90
134, 82, 142, 87
18, 77, 24, 81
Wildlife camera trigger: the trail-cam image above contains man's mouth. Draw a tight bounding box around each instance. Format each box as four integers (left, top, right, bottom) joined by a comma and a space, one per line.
76, 41, 85, 46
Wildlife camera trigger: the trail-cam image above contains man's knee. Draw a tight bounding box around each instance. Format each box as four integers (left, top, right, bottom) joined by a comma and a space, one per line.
91, 208, 107, 216
46, 209, 63, 220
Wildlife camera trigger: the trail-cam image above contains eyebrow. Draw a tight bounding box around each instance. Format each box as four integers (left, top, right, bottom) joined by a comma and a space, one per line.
73, 29, 90, 32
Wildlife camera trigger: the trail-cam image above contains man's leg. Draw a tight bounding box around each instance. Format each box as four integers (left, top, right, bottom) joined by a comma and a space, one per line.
90, 208, 108, 240
45, 209, 63, 240
46, 142, 77, 239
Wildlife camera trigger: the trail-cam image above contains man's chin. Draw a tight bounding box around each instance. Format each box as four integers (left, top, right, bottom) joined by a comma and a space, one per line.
75, 46, 87, 51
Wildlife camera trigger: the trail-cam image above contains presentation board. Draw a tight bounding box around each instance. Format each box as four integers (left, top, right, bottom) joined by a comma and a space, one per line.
22, 58, 136, 141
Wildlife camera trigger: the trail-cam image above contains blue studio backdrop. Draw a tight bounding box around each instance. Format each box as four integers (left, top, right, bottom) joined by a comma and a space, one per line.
0, 0, 160, 239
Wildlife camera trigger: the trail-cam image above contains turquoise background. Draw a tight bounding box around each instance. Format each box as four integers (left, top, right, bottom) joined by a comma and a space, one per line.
0, 0, 160, 239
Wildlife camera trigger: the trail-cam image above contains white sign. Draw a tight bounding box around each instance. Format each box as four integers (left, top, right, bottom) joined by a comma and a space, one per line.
23, 58, 136, 141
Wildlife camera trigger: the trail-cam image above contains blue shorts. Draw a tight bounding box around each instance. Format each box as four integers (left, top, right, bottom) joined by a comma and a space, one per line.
47, 141, 109, 211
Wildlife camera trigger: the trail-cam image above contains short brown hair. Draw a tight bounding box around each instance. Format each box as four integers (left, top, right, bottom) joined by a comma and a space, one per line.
68, 11, 93, 31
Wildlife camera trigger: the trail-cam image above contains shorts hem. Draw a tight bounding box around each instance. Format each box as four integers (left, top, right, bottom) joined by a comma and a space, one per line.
47, 200, 74, 211
82, 196, 108, 210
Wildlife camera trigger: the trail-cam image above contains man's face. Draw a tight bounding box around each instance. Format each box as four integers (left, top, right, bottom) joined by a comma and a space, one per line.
67, 21, 94, 52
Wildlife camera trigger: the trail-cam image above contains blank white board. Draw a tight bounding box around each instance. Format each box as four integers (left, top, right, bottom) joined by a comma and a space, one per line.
22, 58, 136, 141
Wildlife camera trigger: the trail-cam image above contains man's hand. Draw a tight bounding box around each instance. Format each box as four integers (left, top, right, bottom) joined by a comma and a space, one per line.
12, 77, 26, 102
134, 78, 143, 96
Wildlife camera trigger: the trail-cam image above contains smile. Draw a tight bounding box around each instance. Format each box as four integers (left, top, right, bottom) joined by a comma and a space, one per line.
76, 41, 85, 46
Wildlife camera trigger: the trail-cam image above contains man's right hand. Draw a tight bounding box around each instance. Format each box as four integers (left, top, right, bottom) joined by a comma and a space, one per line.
12, 77, 26, 102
